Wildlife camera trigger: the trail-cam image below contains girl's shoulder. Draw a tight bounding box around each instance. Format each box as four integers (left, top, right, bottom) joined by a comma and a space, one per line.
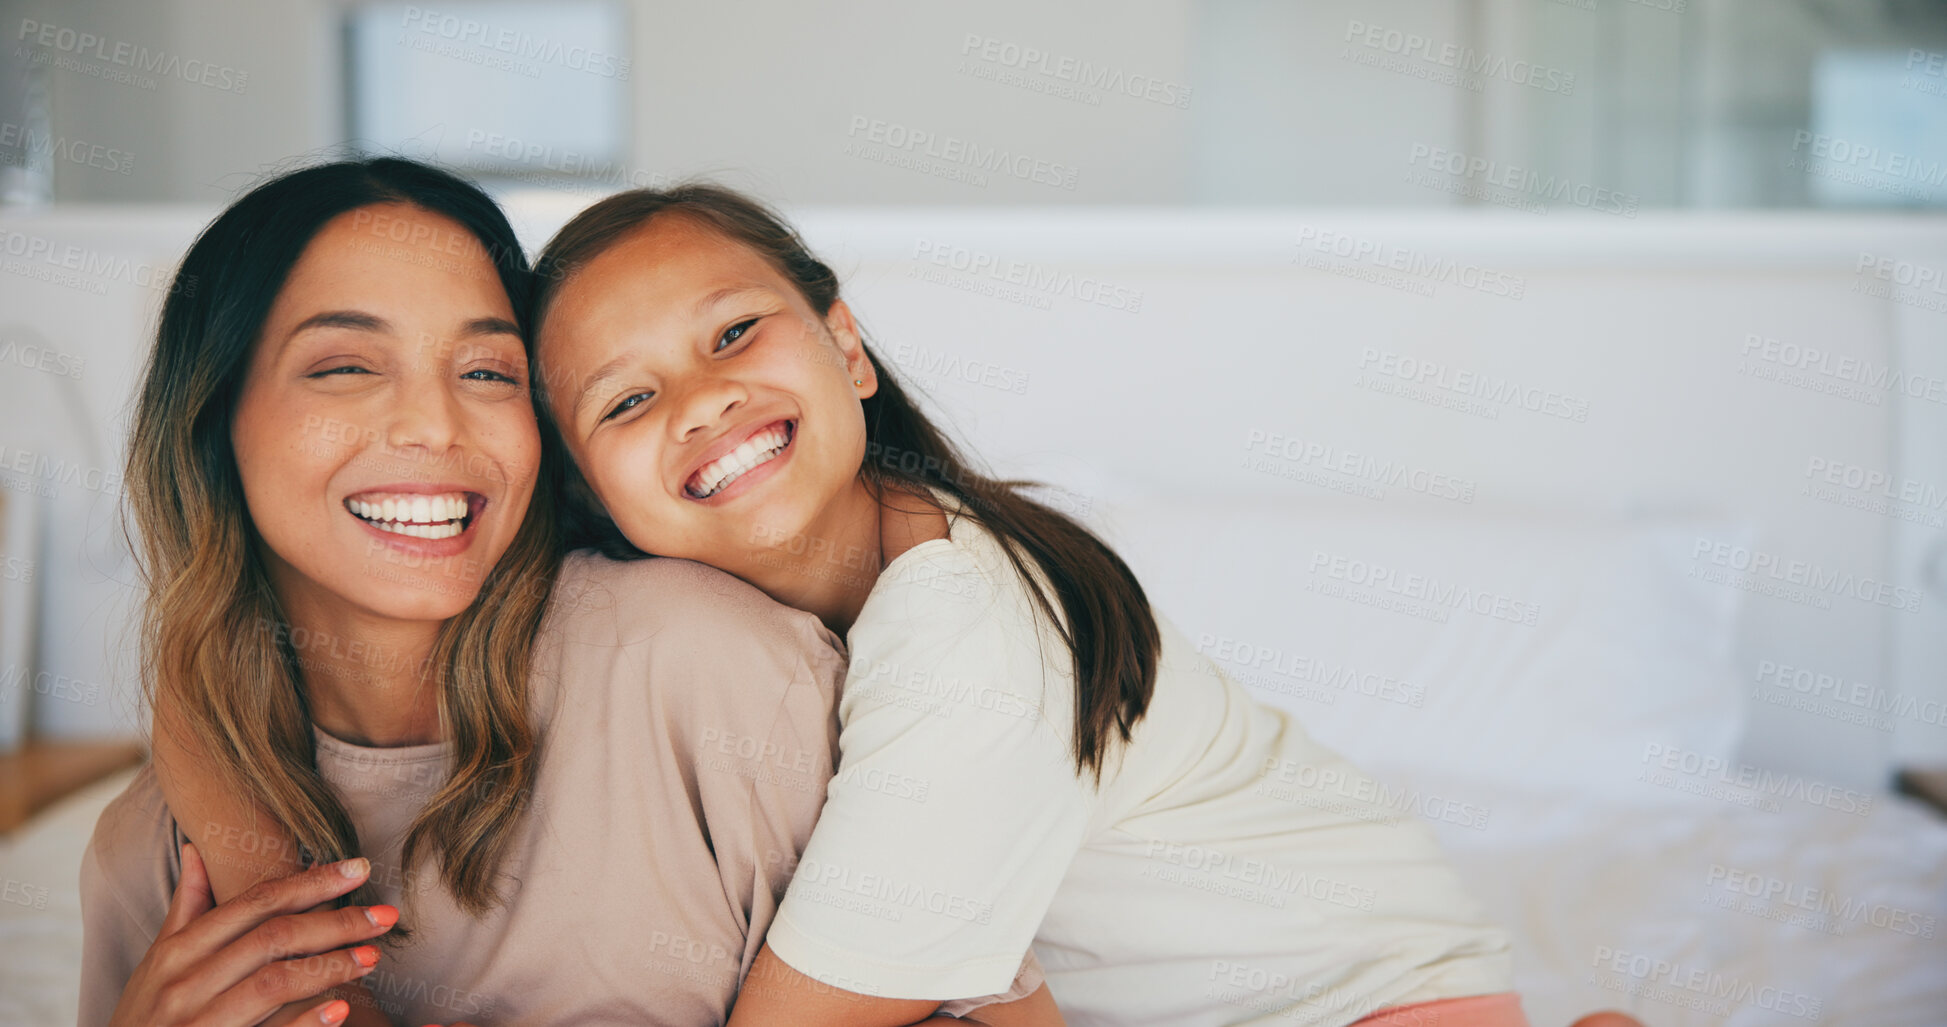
855, 493, 1065, 666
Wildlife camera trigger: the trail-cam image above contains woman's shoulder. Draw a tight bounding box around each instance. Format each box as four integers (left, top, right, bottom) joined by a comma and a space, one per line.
539, 550, 846, 724
549, 550, 843, 657
81, 763, 178, 934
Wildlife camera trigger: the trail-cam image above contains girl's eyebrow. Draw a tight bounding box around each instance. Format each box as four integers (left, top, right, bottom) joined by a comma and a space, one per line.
693, 285, 771, 315
574, 357, 632, 420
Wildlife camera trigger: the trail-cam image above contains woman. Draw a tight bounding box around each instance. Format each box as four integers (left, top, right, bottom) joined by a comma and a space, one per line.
79, 158, 1036, 1025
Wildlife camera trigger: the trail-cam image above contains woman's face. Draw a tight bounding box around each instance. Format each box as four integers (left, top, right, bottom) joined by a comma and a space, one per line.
231, 202, 539, 626
537, 216, 875, 565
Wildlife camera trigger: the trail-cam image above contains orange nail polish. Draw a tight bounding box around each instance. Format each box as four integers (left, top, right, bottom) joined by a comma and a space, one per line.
366, 904, 399, 928
352, 944, 381, 968
319, 999, 350, 1024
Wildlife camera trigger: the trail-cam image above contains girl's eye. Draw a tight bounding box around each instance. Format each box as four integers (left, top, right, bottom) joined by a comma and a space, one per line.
462, 368, 521, 384
307, 365, 371, 378
603, 392, 652, 422
714, 318, 760, 353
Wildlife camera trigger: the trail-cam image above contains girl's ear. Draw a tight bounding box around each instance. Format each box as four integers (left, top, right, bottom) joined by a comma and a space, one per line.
826, 300, 878, 399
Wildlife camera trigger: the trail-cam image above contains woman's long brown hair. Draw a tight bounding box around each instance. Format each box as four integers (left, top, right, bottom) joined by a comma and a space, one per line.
532, 185, 1157, 779
124, 157, 560, 921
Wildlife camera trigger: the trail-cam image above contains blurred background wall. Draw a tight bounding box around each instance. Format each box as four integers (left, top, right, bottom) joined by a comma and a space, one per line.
5, 0, 1947, 209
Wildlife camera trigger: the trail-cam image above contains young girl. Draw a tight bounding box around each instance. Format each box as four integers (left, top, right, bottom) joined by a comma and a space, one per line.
527, 187, 1640, 1027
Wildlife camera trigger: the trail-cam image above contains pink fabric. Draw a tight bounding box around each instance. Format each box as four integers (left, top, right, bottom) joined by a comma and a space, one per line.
1349, 991, 1532, 1027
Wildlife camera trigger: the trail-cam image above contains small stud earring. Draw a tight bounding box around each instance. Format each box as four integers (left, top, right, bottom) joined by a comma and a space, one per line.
855, 379, 863, 386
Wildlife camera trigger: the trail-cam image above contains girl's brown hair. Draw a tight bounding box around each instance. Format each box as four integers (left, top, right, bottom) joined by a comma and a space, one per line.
532, 184, 1157, 779
126, 157, 560, 921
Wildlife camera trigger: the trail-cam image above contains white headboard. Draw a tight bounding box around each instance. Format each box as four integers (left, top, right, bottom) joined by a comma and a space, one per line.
2, 198, 1941, 790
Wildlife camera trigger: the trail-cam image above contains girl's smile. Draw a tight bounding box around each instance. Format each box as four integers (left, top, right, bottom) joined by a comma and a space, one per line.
682, 417, 796, 501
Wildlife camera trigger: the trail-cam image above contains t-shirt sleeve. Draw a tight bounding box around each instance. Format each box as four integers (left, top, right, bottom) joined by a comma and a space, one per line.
77, 766, 181, 1027
593, 555, 851, 990
694, 597, 848, 985
766, 547, 1096, 1000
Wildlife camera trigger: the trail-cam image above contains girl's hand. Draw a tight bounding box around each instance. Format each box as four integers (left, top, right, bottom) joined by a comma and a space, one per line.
107, 843, 398, 1027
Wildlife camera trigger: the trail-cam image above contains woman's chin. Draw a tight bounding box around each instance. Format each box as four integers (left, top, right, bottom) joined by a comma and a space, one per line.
321, 565, 490, 625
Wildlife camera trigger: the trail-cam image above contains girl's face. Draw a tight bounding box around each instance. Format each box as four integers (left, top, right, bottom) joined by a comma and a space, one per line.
537, 216, 876, 566
231, 203, 539, 626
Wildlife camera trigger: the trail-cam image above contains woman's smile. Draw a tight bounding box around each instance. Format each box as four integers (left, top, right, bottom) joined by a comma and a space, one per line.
343, 485, 488, 550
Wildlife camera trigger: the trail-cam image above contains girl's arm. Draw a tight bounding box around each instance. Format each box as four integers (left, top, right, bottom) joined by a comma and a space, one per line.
730, 944, 1064, 1027
729, 545, 1093, 1027
151, 709, 394, 1027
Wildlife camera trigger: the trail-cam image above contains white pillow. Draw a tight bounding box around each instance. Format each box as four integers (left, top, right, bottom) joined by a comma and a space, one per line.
1090, 495, 1750, 805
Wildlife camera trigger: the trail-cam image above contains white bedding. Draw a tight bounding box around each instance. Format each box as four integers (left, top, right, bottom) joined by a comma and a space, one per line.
1422, 773, 1947, 1026
7, 766, 1946, 1025
0, 768, 134, 1027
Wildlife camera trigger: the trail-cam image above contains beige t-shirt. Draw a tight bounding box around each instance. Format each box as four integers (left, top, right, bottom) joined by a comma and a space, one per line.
79, 552, 848, 1026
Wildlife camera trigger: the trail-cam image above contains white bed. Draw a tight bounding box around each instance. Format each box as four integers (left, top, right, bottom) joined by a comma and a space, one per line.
9, 750, 1946, 1024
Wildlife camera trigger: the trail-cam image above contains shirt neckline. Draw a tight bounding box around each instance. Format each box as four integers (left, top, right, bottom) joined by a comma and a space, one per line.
875, 484, 970, 581
311, 723, 453, 766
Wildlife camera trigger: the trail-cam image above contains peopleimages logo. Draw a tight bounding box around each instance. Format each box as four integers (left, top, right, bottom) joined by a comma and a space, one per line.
1640, 742, 1874, 816
1690, 537, 1921, 613
1589, 947, 1821, 1021
15, 18, 249, 93
958, 33, 1191, 108
397, 6, 630, 80
1343, 20, 1576, 94
1405, 143, 1639, 216
844, 115, 1080, 190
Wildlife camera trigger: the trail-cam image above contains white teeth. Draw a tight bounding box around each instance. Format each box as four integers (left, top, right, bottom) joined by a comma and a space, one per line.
346, 492, 472, 537
688, 424, 792, 499
356, 519, 463, 539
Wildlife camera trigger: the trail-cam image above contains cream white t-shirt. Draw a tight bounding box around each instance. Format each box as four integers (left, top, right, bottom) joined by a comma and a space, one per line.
766, 491, 1515, 1027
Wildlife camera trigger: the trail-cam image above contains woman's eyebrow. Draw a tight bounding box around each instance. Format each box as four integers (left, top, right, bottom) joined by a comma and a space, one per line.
460, 316, 522, 339
288, 309, 390, 340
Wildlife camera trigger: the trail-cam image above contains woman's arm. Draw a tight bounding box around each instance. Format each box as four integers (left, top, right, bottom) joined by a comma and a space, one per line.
730, 944, 1064, 1027
151, 710, 393, 1027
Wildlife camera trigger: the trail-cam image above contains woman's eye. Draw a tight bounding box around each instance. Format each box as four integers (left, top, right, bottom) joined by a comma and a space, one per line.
462, 368, 521, 384
603, 392, 652, 422
307, 365, 371, 378
714, 318, 760, 353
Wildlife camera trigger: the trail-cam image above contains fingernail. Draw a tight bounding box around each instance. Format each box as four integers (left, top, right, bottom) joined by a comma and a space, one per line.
352, 944, 381, 968
320, 999, 350, 1025
338, 857, 370, 879
366, 904, 399, 928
